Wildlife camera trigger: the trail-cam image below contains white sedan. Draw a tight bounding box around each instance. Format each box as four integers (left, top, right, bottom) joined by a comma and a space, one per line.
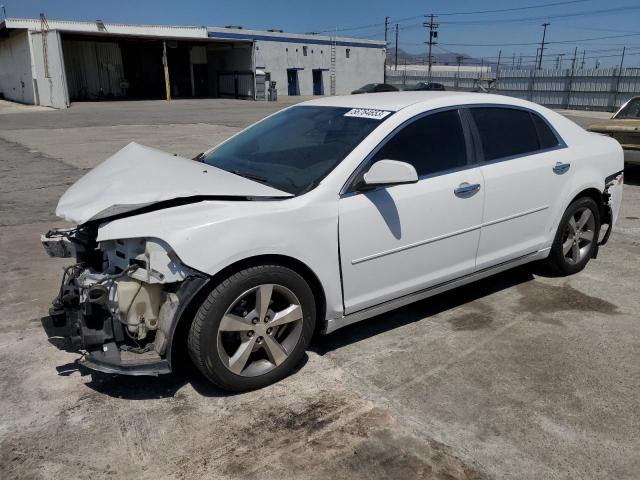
42, 92, 624, 391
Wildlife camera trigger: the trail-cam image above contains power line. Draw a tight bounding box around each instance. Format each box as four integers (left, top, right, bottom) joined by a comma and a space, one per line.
433, 0, 593, 16
439, 32, 640, 47
311, 0, 594, 34
436, 5, 640, 25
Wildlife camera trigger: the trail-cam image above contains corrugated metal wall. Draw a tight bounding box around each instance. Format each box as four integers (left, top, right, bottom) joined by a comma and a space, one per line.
62, 40, 125, 100
387, 68, 640, 112
218, 71, 254, 99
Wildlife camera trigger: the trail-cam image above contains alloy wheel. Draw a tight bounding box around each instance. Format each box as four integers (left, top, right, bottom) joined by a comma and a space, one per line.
561, 207, 596, 265
216, 284, 304, 377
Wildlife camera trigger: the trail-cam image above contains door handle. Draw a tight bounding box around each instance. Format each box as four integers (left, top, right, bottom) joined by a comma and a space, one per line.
454, 182, 481, 197
553, 162, 571, 174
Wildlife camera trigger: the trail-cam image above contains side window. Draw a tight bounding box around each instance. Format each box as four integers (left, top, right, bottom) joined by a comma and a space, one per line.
531, 112, 560, 149
371, 109, 468, 177
469, 107, 540, 161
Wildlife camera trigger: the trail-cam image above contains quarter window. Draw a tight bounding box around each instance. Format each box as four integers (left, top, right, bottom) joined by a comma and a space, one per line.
531, 112, 560, 149
469, 107, 540, 161
371, 109, 468, 177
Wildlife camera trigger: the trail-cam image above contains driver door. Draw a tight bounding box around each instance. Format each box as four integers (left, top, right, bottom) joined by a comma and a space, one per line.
338, 109, 485, 313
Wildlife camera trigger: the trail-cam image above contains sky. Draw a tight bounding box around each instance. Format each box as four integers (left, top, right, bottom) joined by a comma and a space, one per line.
3, 0, 640, 68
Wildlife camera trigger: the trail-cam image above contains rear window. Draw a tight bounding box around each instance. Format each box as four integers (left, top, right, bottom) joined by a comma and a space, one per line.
470, 107, 541, 161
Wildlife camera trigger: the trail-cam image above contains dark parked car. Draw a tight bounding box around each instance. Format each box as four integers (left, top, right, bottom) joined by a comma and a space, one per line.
406, 82, 446, 91
351, 83, 399, 94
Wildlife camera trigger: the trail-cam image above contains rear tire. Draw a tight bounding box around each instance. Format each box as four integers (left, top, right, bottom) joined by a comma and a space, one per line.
187, 265, 316, 392
546, 196, 600, 275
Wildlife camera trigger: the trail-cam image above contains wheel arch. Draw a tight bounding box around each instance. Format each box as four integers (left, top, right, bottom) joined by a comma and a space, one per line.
566, 186, 610, 226
568, 187, 602, 208
166, 254, 327, 369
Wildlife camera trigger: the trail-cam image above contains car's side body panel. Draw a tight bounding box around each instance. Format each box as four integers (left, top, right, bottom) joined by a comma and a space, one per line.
96, 193, 345, 319
338, 167, 485, 314
476, 147, 575, 269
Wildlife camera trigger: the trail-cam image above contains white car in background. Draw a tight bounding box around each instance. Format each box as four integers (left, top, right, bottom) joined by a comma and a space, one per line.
42, 92, 624, 391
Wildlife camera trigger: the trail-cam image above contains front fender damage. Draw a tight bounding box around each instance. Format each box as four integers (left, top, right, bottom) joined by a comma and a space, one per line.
79, 276, 209, 375
42, 229, 210, 376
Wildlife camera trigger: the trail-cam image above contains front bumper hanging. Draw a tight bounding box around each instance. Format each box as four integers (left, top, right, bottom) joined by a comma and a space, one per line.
42, 265, 207, 376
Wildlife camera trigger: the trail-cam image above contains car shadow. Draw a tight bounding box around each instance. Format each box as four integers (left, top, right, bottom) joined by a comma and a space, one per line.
312, 265, 536, 355
58, 352, 310, 400
57, 264, 541, 398
364, 189, 402, 240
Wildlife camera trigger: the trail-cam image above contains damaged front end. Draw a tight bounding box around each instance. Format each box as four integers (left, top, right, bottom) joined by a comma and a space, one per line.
41, 227, 207, 376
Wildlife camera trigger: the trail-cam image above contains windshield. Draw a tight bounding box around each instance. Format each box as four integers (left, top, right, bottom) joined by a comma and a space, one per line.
615, 98, 640, 119
202, 106, 389, 194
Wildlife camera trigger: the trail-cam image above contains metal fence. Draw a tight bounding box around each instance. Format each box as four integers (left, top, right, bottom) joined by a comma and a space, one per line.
386, 67, 640, 112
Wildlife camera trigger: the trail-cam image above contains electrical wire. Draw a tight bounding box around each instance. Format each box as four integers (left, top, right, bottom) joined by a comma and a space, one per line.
312, 0, 595, 34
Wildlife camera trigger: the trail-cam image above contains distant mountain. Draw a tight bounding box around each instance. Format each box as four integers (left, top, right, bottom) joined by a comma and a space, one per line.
387, 48, 492, 68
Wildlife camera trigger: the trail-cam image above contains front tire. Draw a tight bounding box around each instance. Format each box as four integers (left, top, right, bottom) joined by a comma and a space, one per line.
187, 265, 316, 392
546, 196, 600, 275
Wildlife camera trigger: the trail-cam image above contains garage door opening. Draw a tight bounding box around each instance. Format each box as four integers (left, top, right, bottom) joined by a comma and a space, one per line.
61, 34, 254, 101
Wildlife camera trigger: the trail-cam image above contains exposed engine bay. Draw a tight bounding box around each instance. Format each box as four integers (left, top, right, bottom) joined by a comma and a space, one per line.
41, 225, 207, 375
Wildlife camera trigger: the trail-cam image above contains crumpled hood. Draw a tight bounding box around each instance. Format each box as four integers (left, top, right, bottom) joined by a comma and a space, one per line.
56, 142, 292, 224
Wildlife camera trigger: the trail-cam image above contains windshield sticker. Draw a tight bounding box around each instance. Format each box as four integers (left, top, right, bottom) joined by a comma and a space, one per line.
344, 108, 392, 120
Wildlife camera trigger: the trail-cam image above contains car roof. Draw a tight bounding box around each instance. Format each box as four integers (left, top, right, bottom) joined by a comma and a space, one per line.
299, 91, 528, 112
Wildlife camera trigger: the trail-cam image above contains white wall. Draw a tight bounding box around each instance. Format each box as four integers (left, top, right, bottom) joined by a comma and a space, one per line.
255, 40, 384, 97
0, 30, 35, 104
30, 30, 69, 108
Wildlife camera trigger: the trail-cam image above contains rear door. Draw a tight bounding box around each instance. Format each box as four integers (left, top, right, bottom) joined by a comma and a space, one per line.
339, 109, 485, 313
468, 106, 573, 269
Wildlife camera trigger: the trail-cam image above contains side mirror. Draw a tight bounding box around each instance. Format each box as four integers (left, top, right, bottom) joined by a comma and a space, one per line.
360, 159, 418, 189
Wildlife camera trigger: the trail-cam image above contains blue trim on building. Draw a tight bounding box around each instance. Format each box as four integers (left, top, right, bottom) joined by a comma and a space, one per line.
207, 31, 385, 49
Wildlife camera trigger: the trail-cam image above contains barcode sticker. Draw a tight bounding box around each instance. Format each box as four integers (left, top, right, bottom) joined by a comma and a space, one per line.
344, 108, 392, 120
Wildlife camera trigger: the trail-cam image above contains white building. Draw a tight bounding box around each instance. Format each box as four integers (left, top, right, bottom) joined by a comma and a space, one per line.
0, 18, 386, 108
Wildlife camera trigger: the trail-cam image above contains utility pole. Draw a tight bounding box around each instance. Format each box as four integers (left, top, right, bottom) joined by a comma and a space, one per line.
424, 14, 439, 77
394, 24, 399, 71
537, 22, 550, 69
496, 50, 502, 80
581, 50, 586, 69
162, 40, 171, 101
384, 16, 389, 44
555, 54, 564, 69
567, 47, 578, 109
612, 46, 626, 111
512, 53, 516, 67
383, 16, 389, 83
